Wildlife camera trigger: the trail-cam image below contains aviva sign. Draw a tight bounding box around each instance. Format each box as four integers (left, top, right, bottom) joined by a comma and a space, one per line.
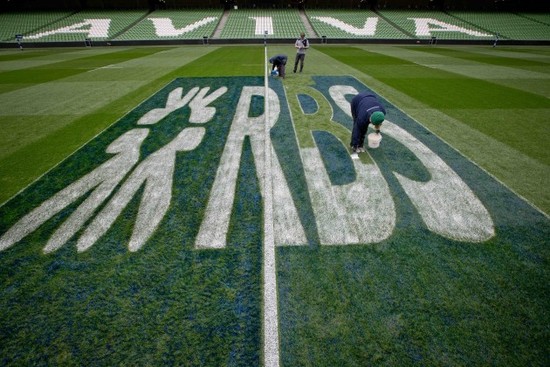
0, 76, 496, 255
23, 17, 492, 40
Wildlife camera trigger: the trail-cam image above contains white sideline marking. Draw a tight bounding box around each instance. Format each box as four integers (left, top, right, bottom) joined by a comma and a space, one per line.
263, 46, 280, 367
87, 64, 123, 72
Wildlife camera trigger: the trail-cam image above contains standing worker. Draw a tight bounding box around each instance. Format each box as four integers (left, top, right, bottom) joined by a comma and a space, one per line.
350, 92, 386, 153
293, 32, 309, 73
269, 54, 287, 79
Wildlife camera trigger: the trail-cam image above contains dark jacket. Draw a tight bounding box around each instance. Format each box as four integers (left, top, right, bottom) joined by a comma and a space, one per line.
269, 54, 288, 65
350, 92, 386, 148
351, 93, 386, 127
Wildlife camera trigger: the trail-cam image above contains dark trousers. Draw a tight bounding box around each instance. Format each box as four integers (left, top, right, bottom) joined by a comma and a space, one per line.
294, 53, 305, 72
273, 62, 286, 77
351, 110, 369, 148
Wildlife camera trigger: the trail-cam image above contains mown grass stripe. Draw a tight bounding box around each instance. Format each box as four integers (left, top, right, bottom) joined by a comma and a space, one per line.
404, 46, 550, 72
0, 46, 218, 205
0, 47, 171, 94
0, 50, 57, 62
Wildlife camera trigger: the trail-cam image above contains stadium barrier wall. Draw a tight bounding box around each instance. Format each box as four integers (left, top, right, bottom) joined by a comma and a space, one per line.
2, 38, 550, 48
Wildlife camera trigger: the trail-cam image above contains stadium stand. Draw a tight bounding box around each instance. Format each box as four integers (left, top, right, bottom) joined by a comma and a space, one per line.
378, 10, 494, 41
217, 9, 306, 39
449, 11, 550, 40
115, 9, 222, 40
0, 8, 548, 46
20, 10, 148, 42
0, 11, 74, 42
518, 13, 550, 26
306, 9, 410, 39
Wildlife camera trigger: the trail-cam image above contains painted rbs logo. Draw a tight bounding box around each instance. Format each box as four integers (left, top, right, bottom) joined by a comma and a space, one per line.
0, 76, 495, 254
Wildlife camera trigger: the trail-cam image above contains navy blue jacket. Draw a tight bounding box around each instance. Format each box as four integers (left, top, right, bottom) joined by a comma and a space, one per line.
351, 93, 386, 126
350, 92, 386, 147
269, 54, 288, 65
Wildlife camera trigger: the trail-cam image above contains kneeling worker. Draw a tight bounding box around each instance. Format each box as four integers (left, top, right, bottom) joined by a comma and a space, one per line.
269, 54, 287, 79
350, 92, 386, 153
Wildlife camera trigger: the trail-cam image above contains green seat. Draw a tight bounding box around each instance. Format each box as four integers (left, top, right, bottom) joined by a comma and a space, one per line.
0, 11, 72, 42
219, 9, 306, 39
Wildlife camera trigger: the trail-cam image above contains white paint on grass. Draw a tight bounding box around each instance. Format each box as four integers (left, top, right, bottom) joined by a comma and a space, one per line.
0, 82, 228, 253
385, 122, 495, 242
88, 65, 123, 72
329, 84, 493, 243
188, 87, 229, 124
302, 147, 395, 244
194, 86, 276, 249
137, 86, 228, 126
0, 74, 496, 367
138, 87, 199, 125
0, 128, 149, 253
78, 127, 205, 252
272, 150, 308, 246
194, 86, 306, 249
0, 78, 496, 255
263, 46, 280, 367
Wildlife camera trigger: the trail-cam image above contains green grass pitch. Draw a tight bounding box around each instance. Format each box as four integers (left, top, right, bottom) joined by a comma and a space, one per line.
0, 44, 549, 366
